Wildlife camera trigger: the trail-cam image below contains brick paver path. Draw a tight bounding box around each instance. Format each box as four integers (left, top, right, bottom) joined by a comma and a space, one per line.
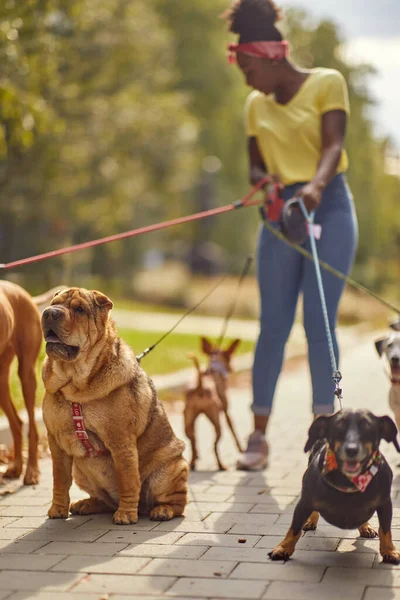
0, 329, 398, 599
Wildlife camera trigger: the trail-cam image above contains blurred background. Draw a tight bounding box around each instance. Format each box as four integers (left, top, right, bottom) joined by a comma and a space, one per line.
0, 0, 399, 329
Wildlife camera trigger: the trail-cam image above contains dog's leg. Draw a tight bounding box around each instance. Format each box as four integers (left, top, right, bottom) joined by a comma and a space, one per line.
0, 345, 23, 480
48, 434, 73, 519
17, 355, 40, 485
70, 497, 113, 516
358, 522, 378, 538
377, 499, 400, 564
205, 405, 226, 471
184, 410, 198, 470
223, 410, 243, 453
149, 458, 189, 521
110, 443, 141, 525
269, 499, 312, 561
303, 511, 320, 531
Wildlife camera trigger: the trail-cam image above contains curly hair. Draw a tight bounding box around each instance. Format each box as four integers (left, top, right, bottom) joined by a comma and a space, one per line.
223, 0, 283, 43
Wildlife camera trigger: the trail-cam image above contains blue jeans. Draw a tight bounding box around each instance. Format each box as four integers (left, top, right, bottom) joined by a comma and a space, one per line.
252, 173, 358, 416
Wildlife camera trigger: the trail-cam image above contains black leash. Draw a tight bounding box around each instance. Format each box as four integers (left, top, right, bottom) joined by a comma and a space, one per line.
137, 255, 254, 363
136, 274, 229, 363
217, 255, 254, 349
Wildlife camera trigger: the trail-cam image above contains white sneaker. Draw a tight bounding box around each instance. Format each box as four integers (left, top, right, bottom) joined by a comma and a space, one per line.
236, 431, 269, 471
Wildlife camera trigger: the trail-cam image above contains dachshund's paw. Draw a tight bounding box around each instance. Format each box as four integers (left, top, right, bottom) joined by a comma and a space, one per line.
382, 550, 400, 565
359, 523, 378, 539
303, 520, 317, 532
48, 503, 69, 519
150, 505, 175, 521
268, 546, 292, 562
112, 509, 138, 525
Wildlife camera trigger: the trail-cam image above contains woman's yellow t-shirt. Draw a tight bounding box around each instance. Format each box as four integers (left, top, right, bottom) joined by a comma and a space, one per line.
244, 67, 350, 185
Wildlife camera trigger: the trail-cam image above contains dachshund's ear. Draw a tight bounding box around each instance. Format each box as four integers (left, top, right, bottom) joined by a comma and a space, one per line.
375, 338, 387, 357
304, 415, 331, 453
379, 416, 400, 453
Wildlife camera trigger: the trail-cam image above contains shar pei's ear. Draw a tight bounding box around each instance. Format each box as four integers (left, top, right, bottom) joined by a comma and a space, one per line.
93, 291, 113, 312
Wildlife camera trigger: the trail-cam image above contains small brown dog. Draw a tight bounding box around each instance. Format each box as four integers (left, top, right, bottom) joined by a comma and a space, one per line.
0, 280, 57, 485
41, 287, 188, 524
184, 337, 242, 470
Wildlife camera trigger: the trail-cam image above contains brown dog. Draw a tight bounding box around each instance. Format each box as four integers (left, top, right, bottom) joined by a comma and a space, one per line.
41, 287, 188, 524
0, 280, 57, 485
184, 338, 242, 471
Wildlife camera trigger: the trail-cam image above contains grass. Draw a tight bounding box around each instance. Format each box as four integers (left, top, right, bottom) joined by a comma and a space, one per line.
7, 329, 254, 413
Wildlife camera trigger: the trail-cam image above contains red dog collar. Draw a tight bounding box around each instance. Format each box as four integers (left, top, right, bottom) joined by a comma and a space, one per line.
72, 403, 109, 457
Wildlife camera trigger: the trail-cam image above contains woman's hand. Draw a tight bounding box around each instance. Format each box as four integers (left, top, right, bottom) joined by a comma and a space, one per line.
297, 180, 325, 213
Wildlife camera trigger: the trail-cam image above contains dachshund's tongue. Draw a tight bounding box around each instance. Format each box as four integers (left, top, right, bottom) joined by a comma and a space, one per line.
344, 461, 361, 473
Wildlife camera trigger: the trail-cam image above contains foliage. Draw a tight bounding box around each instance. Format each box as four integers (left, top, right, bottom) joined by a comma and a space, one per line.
0, 1, 398, 296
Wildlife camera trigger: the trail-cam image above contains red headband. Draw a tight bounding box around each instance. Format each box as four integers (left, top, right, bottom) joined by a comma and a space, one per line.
227, 41, 289, 63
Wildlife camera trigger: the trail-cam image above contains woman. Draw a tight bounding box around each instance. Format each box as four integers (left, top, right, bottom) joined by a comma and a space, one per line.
223, 0, 358, 470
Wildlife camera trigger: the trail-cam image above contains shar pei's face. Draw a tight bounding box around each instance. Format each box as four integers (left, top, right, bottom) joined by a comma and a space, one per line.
41, 287, 113, 362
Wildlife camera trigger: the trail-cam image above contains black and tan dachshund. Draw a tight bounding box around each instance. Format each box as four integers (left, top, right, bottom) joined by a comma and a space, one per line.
269, 409, 400, 564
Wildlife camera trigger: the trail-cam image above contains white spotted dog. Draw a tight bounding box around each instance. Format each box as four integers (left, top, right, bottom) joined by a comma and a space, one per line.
375, 321, 400, 433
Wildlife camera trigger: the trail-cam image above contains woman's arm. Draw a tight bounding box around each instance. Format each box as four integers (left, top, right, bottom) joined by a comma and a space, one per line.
248, 137, 268, 186
300, 109, 347, 211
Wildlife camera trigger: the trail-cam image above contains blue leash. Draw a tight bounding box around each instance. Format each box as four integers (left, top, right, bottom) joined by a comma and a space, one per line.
297, 198, 343, 410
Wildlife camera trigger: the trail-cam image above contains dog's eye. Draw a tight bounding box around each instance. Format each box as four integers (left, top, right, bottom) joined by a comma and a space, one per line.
74, 306, 85, 314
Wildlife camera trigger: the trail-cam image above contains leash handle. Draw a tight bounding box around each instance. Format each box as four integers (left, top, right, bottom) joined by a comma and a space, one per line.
297, 198, 343, 409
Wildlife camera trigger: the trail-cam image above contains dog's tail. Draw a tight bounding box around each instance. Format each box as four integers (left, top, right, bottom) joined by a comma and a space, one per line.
31, 286, 68, 312
188, 353, 203, 391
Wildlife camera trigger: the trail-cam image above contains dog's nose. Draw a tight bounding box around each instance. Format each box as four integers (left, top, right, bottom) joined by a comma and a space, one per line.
42, 307, 63, 321
344, 444, 359, 458
392, 356, 400, 366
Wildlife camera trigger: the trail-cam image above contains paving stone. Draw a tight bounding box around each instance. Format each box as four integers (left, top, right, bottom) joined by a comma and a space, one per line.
175, 533, 261, 547
77, 515, 159, 531
0, 539, 50, 554
25, 529, 108, 542
5, 516, 91, 529
97, 530, 184, 545
0, 528, 33, 540
119, 543, 207, 560
186, 493, 234, 503
224, 495, 297, 506
153, 518, 253, 534
186, 502, 255, 514
230, 562, 325, 582
338, 538, 380, 553
200, 547, 269, 563
166, 577, 267, 598
142, 557, 237, 578
51, 554, 150, 574
364, 589, 400, 600
255, 535, 340, 551
277, 549, 375, 568
249, 503, 297, 513
34, 541, 128, 555
6, 594, 100, 600
72, 573, 176, 595
0, 506, 49, 517
0, 497, 49, 506
0, 553, 65, 571
323, 567, 400, 586
0, 570, 83, 591
263, 581, 366, 600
